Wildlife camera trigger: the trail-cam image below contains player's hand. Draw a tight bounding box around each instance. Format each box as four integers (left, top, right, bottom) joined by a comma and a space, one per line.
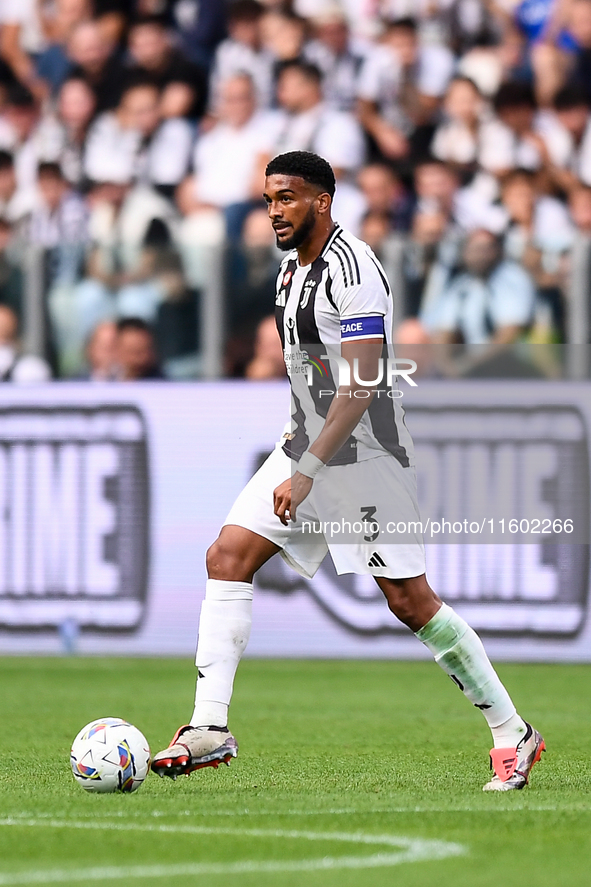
273, 474, 313, 524
273, 478, 292, 525
290, 472, 313, 522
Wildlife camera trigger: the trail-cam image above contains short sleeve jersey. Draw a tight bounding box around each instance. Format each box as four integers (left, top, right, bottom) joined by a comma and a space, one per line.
275, 224, 414, 468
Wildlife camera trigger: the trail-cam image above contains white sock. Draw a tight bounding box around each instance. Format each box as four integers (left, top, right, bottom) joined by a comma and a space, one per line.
416, 603, 526, 745
490, 712, 528, 749
190, 579, 253, 729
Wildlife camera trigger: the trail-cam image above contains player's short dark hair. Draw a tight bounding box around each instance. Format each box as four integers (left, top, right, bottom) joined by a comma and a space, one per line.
277, 59, 322, 86
0, 150, 14, 172
229, 0, 265, 23
117, 317, 154, 336
493, 81, 536, 113
265, 151, 336, 197
553, 84, 590, 111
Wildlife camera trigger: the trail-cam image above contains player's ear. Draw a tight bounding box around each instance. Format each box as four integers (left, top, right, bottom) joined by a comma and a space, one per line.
316, 192, 332, 215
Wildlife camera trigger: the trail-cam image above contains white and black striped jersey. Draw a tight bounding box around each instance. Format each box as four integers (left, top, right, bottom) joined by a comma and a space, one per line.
275, 223, 415, 468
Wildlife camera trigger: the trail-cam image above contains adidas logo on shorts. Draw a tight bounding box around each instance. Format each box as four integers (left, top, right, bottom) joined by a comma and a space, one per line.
367, 552, 386, 569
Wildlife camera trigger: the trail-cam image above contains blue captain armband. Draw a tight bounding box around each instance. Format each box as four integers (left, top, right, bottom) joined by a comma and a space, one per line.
340, 315, 385, 341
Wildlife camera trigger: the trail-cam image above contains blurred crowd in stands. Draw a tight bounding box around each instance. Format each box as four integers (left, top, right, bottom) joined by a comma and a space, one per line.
1, 0, 591, 379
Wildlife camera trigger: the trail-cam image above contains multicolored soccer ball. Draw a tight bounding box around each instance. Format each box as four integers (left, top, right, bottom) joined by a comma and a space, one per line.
70, 718, 151, 793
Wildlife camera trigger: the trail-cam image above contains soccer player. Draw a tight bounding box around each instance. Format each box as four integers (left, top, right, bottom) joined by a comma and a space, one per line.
152, 151, 545, 791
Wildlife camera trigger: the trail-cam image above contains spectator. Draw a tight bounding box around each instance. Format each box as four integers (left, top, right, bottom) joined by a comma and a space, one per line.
538, 84, 591, 192
0, 303, 52, 382
84, 80, 192, 193
67, 21, 125, 113
404, 199, 458, 318
126, 15, 208, 120
414, 159, 461, 225
36, 75, 97, 189
500, 167, 572, 337
115, 316, 164, 379
28, 161, 88, 286
80, 177, 177, 316
35, 0, 92, 94
260, 10, 308, 70
82, 319, 117, 380
422, 228, 535, 345
49, 175, 177, 374
178, 73, 274, 242
0, 0, 49, 100
245, 314, 285, 379
359, 210, 392, 251
266, 61, 364, 171
210, 0, 273, 109
357, 162, 412, 231
356, 17, 454, 162
259, 60, 366, 229
304, 8, 366, 112
479, 81, 542, 175
431, 76, 486, 172
0, 84, 41, 216
500, 168, 573, 270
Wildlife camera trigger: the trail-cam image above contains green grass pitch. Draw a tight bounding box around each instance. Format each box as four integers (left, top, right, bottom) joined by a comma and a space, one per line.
0, 656, 589, 886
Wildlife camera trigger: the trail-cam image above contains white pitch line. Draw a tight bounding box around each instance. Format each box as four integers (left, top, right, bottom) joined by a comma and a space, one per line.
0, 853, 457, 886
4, 803, 584, 820
0, 819, 455, 847
0, 823, 465, 885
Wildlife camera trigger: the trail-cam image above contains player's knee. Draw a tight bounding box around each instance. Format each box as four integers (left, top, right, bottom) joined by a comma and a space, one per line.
380, 577, 436, 629
206, 539, 249, 581
384, 587, 417, 627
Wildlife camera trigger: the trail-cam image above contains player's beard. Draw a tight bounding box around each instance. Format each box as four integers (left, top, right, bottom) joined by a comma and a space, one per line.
275, 206, 316, 251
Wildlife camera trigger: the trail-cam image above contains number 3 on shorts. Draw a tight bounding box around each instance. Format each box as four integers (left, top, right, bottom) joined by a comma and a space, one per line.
360, 505, 379, 542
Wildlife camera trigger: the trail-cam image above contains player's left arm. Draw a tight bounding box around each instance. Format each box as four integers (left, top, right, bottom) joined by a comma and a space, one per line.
274, 336, 383, 524
306, 336, 383, 462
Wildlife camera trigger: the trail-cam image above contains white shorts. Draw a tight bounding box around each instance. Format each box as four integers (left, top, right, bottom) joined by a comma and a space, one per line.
223, 444, 426, 580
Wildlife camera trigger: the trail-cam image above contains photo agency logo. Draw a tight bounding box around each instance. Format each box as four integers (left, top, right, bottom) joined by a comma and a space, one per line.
302, 352, 418, 397
0, 406, 150, 632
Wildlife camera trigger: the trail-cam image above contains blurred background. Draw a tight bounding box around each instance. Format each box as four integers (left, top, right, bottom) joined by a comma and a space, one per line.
1, 0, 591, 661
2, 0, 591, 380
